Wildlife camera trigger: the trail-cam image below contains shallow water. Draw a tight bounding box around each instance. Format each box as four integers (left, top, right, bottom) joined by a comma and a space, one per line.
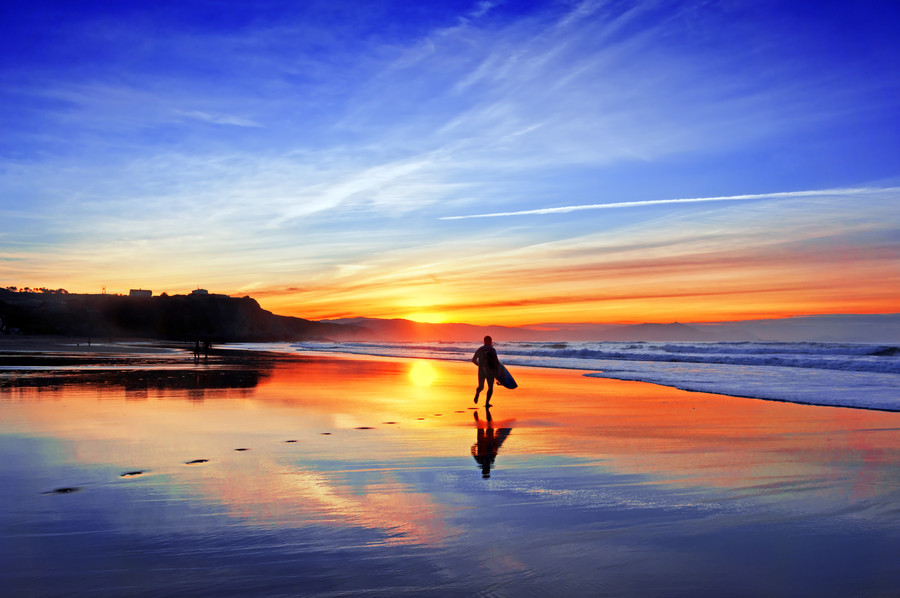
256, 340, 900, 410
2, 354, 900, 596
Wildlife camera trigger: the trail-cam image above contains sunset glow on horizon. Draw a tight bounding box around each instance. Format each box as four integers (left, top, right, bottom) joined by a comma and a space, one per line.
2, 2, 899, 326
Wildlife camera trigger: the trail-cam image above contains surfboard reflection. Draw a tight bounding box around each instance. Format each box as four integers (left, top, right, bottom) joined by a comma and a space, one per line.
471, 407, 512, 479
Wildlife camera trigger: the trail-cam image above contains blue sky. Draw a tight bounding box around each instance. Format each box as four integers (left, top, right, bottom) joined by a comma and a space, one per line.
2, 0, 899, 324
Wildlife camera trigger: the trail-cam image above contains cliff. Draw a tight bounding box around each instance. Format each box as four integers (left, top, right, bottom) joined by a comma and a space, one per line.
0, 290, 364, 342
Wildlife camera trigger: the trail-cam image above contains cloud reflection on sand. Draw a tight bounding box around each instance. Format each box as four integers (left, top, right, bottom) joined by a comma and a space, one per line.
5, 356, 899, 513
197, 456, 457, 547
0, 356, 479, 547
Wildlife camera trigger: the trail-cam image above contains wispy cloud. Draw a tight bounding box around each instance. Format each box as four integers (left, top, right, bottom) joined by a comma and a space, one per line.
2, 1, 898, 321
439, 187, 898, 220
176, 110, 263, 128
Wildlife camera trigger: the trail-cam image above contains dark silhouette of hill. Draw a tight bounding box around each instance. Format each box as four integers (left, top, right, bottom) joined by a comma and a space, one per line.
0, 289, 366, 342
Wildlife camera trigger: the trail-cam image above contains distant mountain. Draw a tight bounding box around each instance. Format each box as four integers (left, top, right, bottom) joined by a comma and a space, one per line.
326, 315, 900, 343
516, 321, 757, 342
693, 314, 900, 343
322, 317, 549, 342
326, 318, 717, 342
598, 322, 717, 342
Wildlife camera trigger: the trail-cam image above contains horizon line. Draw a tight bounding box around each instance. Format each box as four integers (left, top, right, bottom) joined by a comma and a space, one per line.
319, 312, 900, 327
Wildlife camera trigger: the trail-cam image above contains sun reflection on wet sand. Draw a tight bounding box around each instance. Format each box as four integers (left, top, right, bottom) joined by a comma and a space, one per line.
408, 360, 438, 387
5, 355, 900, 510
2, 353, 900, 595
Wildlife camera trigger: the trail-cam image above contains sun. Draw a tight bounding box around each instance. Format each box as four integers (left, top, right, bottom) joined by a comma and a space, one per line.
403, 312, 448, 324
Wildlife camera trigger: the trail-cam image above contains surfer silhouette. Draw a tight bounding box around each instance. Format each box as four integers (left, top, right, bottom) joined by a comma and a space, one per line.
472, 335, 500, 406
471, 407, 512, 478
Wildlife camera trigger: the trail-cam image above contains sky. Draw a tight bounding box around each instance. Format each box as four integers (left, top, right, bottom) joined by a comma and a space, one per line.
2, 0, 899, 326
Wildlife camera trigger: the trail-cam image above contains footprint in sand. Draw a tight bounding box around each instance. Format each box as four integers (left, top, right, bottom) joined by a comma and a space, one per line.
382, 421, 398, 425
185, 459, 209, 465
416, 417, 425, 420
120, 470, 145, 478
321, 432, 332, 435
44, 487, 80, 495
284, 440, 298, 443
355, 426, 375, 430
234, 448, 250, 451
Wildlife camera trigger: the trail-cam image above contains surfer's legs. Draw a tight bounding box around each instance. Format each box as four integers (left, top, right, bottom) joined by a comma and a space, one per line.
484, 376, 494, 406
474, 371, 486, 403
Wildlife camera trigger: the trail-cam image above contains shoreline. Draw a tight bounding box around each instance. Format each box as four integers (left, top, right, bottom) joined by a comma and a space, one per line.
221, 343, 900, 414
2, 336, 898, 414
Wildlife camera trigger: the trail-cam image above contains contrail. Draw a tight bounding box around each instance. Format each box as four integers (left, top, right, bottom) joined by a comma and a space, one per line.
439, 187, 892, 220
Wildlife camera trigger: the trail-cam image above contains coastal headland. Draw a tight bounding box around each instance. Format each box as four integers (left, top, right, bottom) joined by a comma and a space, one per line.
0, 288, 369, 342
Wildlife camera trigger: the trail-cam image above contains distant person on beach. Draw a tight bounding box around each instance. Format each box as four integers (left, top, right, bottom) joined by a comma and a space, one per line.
472, 335, 499, 406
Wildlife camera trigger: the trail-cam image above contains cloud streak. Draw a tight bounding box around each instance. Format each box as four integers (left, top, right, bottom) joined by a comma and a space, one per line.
439, 187, 897, 220
176, 110, 263, 128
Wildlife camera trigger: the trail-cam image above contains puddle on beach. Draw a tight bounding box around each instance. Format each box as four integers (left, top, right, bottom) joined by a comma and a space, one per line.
2, 354, 900, 596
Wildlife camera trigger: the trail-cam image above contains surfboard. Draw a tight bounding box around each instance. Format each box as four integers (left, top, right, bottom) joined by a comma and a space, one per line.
495, 363, 518, 389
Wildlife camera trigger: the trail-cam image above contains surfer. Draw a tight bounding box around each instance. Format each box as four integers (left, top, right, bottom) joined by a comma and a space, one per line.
472, 335, 499, 406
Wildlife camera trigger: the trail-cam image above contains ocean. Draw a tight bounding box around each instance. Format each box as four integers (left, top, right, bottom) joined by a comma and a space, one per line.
230, 340, 900, 411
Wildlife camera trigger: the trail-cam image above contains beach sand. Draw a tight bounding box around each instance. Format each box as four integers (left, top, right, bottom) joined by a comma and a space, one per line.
0, 335, 186, 354
2, 342, 899, 596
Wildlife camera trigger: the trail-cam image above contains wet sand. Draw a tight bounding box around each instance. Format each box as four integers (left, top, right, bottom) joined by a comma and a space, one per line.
1, 344, 899, 596
0, 335, 184, 354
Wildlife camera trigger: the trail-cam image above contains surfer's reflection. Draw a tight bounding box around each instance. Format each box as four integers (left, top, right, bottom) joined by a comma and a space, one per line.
471, 407, 512, 479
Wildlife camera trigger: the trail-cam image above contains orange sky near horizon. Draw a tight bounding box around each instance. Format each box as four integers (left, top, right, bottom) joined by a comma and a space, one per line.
9, 235, 898, 327
255, 278, 898, 327
230, 201, 900, 326
6, 188, 899, 327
